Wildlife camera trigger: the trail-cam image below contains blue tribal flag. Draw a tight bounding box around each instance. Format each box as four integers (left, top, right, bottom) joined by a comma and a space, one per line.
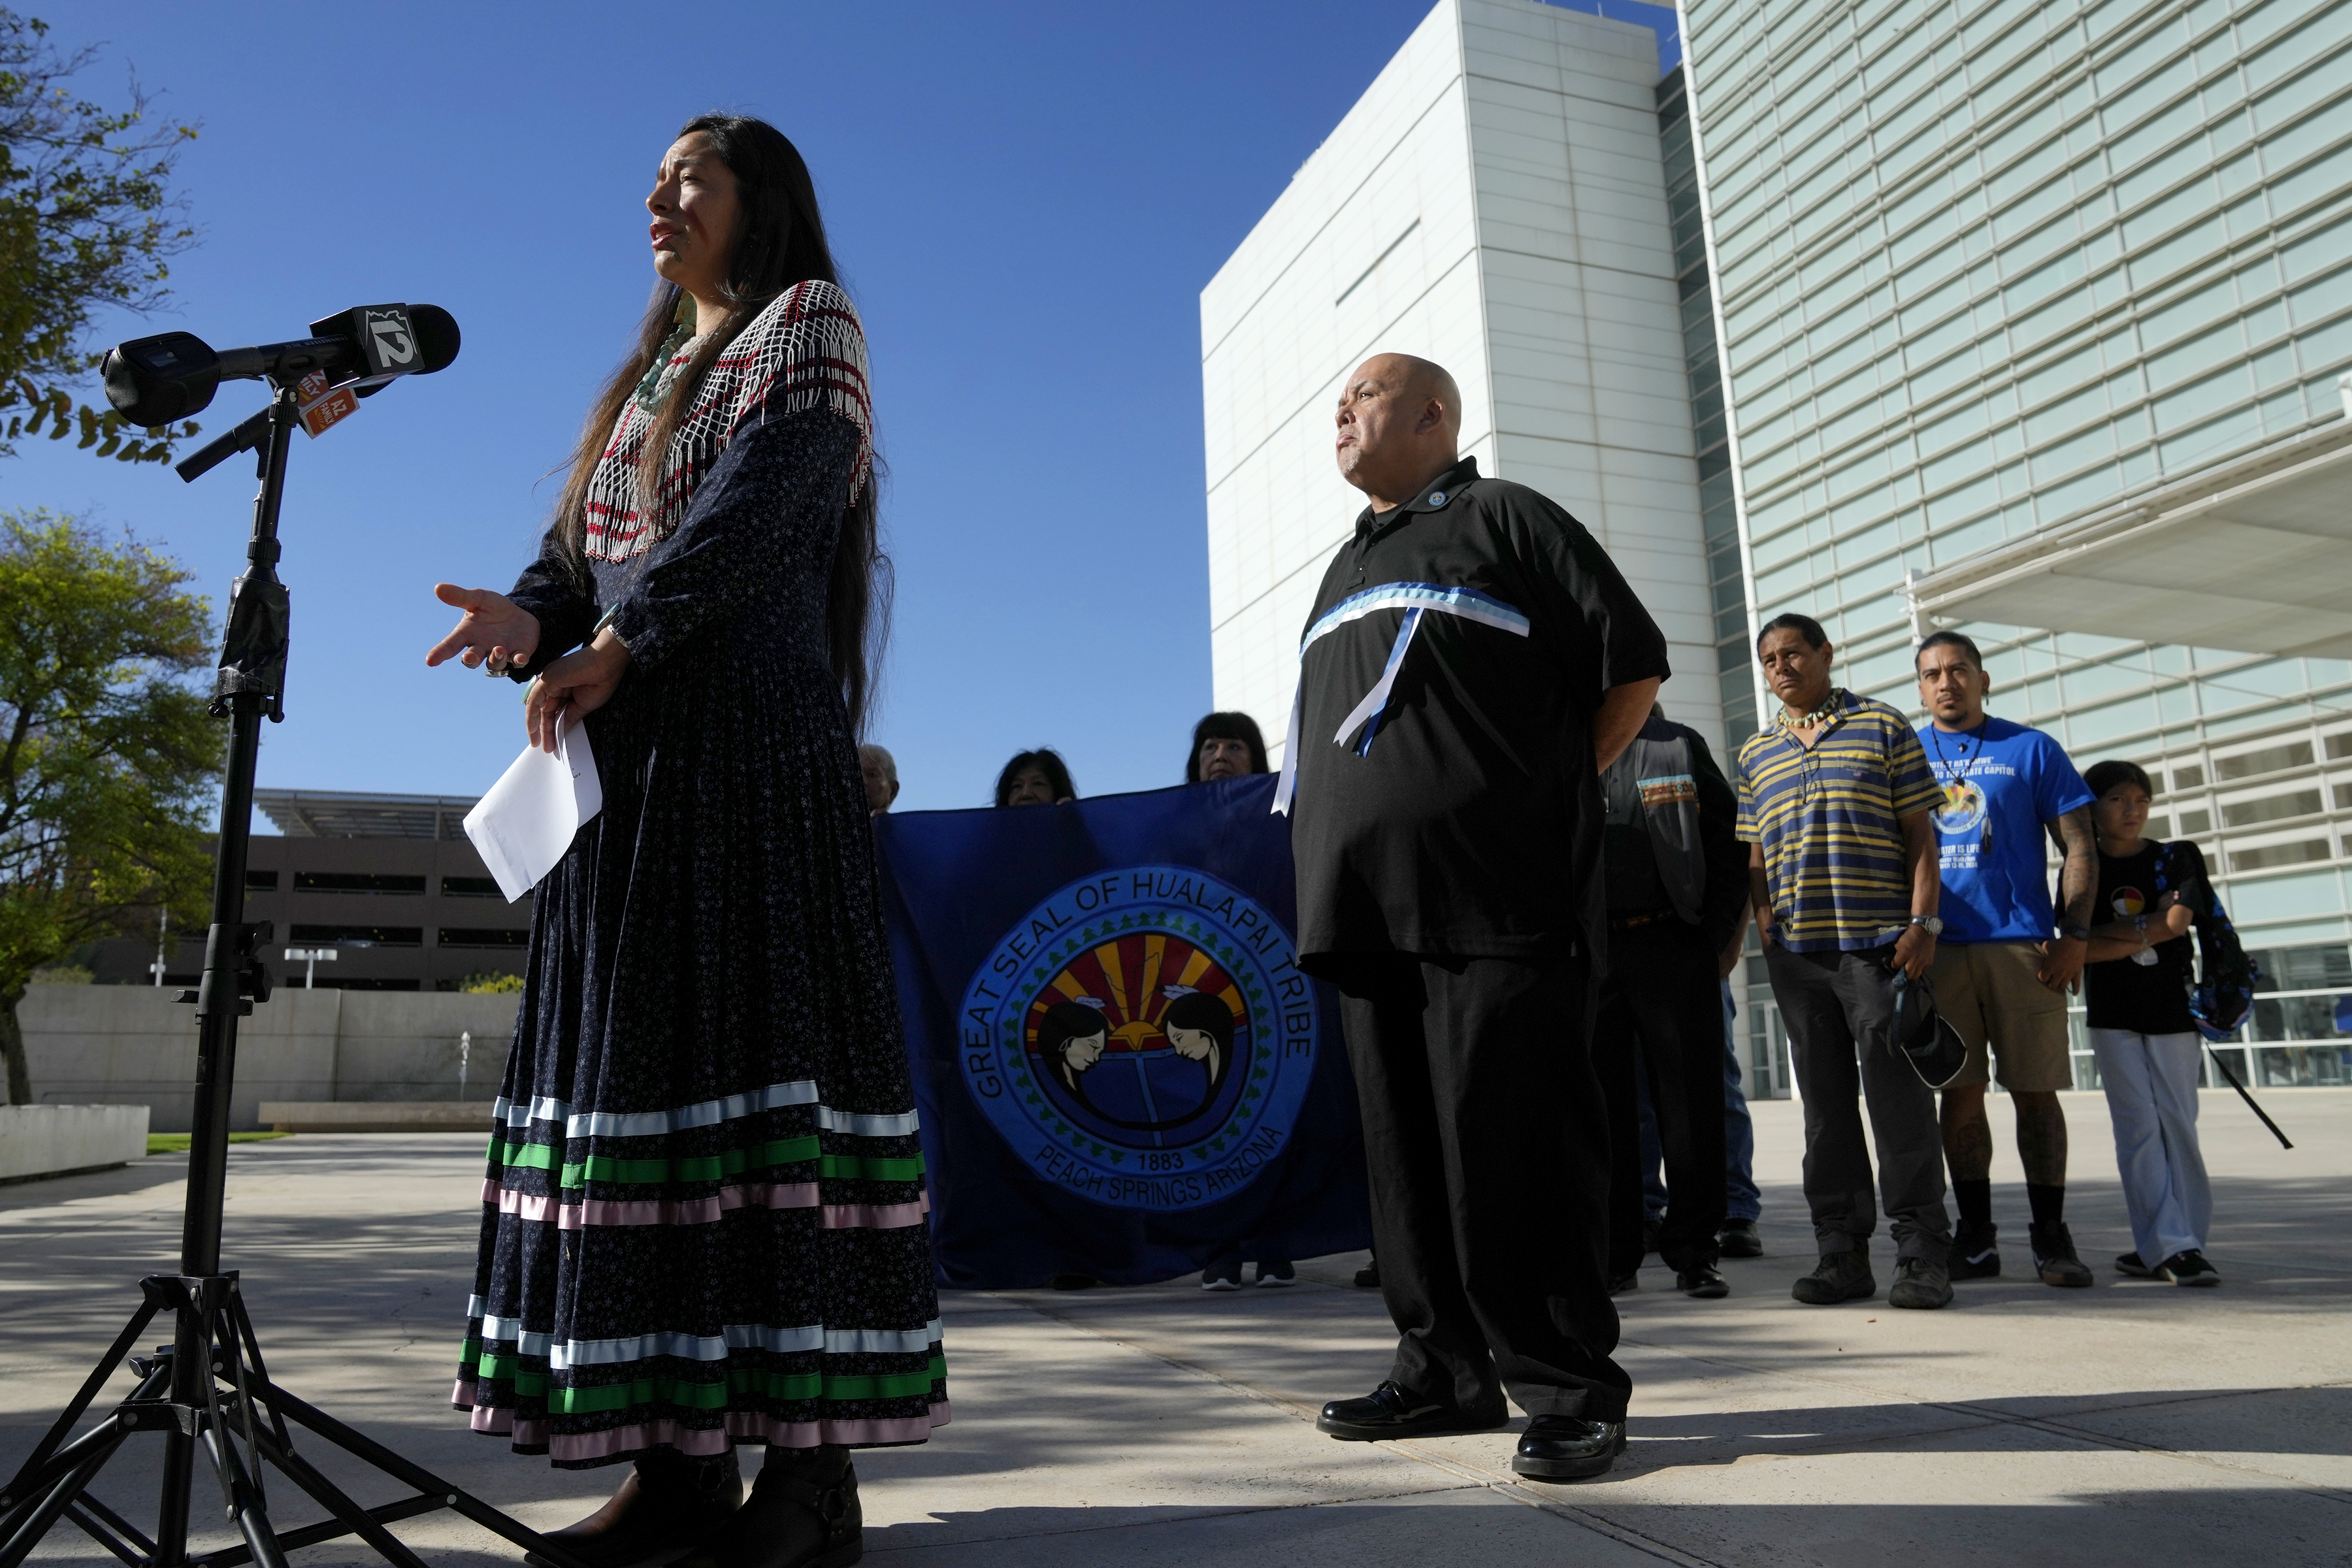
874, 772, 1370, 1288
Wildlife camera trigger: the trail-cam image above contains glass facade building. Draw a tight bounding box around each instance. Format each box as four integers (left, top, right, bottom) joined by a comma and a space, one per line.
1657, 66, 1757, 743
1684, 0, 2352, 1087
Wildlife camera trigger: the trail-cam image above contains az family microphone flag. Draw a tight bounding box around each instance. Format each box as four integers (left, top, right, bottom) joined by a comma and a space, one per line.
873, 772, 1372, 1288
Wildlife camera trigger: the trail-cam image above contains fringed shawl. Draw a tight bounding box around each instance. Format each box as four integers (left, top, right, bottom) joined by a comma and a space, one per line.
583, 279, 873, 563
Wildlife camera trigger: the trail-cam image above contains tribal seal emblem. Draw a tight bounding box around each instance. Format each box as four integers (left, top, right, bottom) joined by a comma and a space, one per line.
1935, 777, 1988, 838
958, 864, 1318, 1211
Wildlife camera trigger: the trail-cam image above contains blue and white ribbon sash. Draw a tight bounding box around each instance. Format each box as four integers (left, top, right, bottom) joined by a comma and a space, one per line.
1273, 582, 1530, 814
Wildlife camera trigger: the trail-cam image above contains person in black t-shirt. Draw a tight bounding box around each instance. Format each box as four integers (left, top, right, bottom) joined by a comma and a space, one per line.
1291, 353, 1669, 1484
1592, 706, 1750, 1301
2078, 760, 2220, 1286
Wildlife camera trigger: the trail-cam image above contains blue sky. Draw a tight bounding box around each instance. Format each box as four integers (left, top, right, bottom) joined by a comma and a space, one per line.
13, 0, 1520, 814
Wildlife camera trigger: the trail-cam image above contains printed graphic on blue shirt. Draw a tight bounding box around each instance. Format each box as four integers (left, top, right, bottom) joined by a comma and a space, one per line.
1917, 717, 2094, 944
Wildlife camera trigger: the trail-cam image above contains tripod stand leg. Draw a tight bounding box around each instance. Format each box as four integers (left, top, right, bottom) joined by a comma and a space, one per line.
0, 1357, 166, 1526
257, 1382, 594, 1568
0, 1300, 157, 1507
242, 1432, 432, 1568
0, 1416, 131, 1568
199, 1425, 289, 1568
63, 1492, 157, 1566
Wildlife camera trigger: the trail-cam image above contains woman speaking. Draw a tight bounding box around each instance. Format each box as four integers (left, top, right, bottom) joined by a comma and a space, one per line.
427, 116, 943, 1568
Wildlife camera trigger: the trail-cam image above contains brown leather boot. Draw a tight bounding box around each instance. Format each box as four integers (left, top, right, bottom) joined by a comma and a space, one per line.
527, 1447, 743, 1568
675, 1446, 860, 1568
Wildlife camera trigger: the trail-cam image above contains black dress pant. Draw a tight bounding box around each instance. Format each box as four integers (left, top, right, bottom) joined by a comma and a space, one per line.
1763, 943, 1951, 1262
1331, 953, 1629, 1422
1594, 919, 1726, 1275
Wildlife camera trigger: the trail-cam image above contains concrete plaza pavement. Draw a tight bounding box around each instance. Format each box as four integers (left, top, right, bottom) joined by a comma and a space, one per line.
3, 1087, 2346, 1565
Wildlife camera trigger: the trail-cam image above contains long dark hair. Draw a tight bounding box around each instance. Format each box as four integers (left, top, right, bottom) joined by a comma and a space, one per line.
2084, 759, 2154, 798
1162, 989, 1236, 1094
994, 749, 1077, 807
1183, 711, 1268, 782
551, 113, 890, 734
1037, 1001, 1109, 1094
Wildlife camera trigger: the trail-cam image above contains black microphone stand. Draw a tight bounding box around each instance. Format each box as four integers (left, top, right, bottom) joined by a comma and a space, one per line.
0, 386, 587, 1567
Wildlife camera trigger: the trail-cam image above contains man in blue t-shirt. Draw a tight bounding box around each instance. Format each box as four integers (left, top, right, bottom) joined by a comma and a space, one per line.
1914, 631, 2099, 1290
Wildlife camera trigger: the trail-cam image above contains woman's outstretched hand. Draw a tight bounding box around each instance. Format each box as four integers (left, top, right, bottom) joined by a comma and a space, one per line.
526, 630, 630, 753
427, 583, 542, 674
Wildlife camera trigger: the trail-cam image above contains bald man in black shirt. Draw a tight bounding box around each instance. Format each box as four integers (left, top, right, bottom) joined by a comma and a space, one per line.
1286, 353, 1669, 1482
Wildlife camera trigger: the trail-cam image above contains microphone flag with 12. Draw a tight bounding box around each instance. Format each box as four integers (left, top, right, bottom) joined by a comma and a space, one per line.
101, 302, 461, 427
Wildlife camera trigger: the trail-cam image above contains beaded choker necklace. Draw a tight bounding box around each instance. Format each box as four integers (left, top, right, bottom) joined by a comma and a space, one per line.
1778, 690, 1842, 731
629, 297, 703, 412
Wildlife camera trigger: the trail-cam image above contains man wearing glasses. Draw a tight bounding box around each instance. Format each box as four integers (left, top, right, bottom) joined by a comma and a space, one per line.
1736, 613, 1953, 1309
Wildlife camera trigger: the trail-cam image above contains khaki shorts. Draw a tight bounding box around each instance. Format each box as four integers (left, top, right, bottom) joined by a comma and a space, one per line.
1931, 941, 2074, 1092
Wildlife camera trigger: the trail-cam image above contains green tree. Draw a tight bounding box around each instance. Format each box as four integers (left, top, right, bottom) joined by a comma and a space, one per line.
1, 10, 200, 464
459, 971, 525, 994
0, 512, 217, 1103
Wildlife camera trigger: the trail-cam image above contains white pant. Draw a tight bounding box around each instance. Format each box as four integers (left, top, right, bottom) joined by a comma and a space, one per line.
2089, 1028, 2212, 1264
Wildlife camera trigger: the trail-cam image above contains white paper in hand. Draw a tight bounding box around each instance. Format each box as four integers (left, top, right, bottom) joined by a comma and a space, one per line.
463, 717, 603, 902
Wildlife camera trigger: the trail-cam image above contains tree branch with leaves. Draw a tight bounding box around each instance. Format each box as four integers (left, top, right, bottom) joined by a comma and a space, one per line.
0, 8, 201, 464
0, 512, 218, 1103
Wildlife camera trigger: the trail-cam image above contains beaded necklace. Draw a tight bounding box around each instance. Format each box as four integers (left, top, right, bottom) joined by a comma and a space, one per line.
629, 297, 703, 412
1778, 689, 1842, 731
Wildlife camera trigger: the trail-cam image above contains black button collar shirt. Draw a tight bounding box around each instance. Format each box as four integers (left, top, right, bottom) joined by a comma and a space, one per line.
1288, 455, 1671, 968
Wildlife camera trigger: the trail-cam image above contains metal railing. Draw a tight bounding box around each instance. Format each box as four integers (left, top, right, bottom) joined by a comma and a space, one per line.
1739, 987, 2352, 1097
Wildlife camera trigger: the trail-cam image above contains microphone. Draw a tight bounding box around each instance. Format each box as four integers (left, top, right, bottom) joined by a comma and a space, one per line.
103, 304, 462, 427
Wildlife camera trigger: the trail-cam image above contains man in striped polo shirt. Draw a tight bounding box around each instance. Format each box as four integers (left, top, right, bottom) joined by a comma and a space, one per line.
1736, 613, 1955, 1310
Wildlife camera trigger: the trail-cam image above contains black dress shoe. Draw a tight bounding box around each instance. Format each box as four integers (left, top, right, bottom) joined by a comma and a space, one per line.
1316, 1380, 1509, 1441
527, 1448, 742, 1568
1608, 1270, 1639, 1296
673, 1449, 859, 1568
1718, 1218, 1763, 1258
1676, 1266, 1729, 1299
1511, 1416, 1626, 1482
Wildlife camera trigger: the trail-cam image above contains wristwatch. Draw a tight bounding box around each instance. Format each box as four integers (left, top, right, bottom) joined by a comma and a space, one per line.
2061, 923, 2093, 942
1909, 915, 1944, 936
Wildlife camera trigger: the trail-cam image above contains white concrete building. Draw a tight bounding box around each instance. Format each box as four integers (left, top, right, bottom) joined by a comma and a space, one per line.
1200, 0, 1721, 764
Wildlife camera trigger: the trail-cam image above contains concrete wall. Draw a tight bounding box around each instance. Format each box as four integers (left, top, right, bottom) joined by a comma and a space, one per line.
17, 985, 517, 1132
0, 1103, 150, 1182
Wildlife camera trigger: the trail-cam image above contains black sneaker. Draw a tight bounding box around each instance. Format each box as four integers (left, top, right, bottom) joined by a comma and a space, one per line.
1676, 1266, 1729, 1299
2116, 1250, 2154, 1277
1254, 1259, 1297, 1288
1608, 1270, 1640, 1296
1316, 1380, 1509, 1441
1947, 1220, 1999, 1281
1887, 1256, 1953, 1310
1353, 1257, 1381, 1288
2029, 1222, 2094, 1288
1200, 1258, 1242, 1292
1718, 1218, 1763, 1258
1791, 1250, 1874, 1305
2156, 1249, 2221, 1286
